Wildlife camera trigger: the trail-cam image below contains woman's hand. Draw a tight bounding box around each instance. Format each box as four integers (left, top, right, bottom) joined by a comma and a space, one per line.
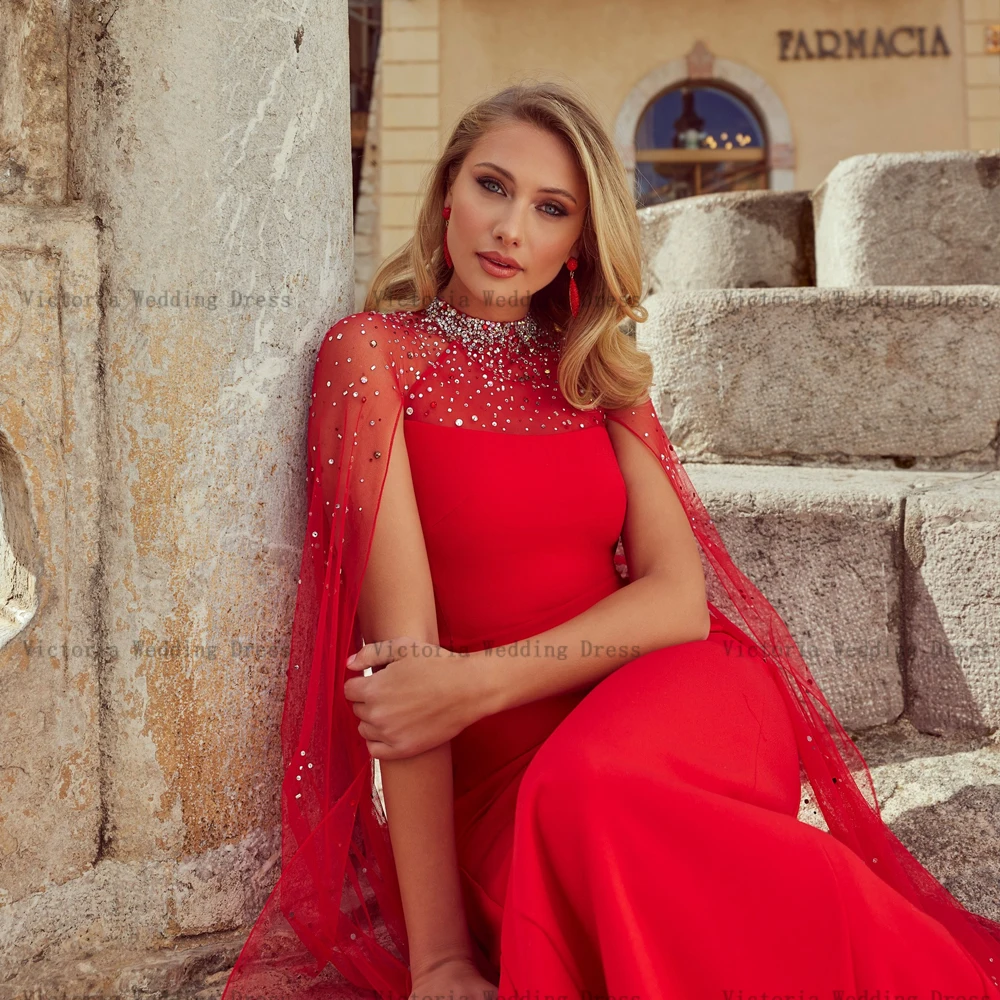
409, 956, 497, 1000
343, 635, 483, 760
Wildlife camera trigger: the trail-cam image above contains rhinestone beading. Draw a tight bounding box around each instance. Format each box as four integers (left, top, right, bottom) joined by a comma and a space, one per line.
313, 304, 604, 434
422, 295, 551, 357
394, 294, 582, 430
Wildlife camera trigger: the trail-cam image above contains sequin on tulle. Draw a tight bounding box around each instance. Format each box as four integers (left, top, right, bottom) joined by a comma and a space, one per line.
411, 297, 603, 432
317, 296, 605, 433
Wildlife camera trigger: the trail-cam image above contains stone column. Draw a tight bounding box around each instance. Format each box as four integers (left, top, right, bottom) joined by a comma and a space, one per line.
1, 1, 356, 993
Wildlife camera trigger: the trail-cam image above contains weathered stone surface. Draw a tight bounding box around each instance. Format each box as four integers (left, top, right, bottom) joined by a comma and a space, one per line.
640, 287, 1000, 471
0, 0, 356, 987
1, 930, 245, 1000
691, 463, 940, 729
813, 151, 1000, 287
0, 824, 278, 990
688, 462, 1000, 734
0, 0, 68, 203
65, 0, 354, 872
638, 189, 814, 291
903, 472, 1000, 735
0, 205, 102, 905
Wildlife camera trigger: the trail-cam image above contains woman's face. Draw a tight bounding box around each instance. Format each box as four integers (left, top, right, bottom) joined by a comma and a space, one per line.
438, 120, 589, 320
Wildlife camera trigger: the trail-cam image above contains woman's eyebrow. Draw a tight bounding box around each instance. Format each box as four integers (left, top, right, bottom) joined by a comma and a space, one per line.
473, 161, 579, 205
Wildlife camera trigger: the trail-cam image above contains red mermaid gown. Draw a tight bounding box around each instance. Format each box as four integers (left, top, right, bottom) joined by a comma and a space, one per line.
403, 414, 998, 999
219, 300, 1000, 1000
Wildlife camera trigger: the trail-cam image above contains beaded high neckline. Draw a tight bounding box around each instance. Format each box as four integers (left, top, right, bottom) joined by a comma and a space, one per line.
423, 295, 545, 354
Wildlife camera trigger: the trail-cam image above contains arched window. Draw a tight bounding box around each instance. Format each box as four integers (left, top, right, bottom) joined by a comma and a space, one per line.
634, 83, 768, 207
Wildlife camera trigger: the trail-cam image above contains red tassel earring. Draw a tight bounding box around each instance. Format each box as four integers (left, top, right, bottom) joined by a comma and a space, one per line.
442, 206, 453, 269
566, 256, 579, 317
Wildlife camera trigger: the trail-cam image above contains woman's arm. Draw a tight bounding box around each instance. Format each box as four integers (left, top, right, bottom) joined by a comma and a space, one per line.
355, 409, 476, 980
472, 415, 712, 716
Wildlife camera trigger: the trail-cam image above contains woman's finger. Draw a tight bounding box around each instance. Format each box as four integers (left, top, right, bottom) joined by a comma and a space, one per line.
357, 720, 382, 742
346, 635, 412, 671
345, 646, 367, 670
343, 675, 366, 703
361, 731, 396, 759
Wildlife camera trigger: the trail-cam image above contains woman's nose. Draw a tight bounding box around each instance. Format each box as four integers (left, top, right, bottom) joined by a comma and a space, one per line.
492, 202, 526, 246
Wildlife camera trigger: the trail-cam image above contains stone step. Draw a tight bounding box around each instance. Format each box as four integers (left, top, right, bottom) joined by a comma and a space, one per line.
0, 929, 246, 1000
684, 461, 1000, 735
813, 151, 1000, 287
637, 189, 814, 290
636, 152, 1000, 292
797, 717, 1000, 921
639, 286, 1000, 471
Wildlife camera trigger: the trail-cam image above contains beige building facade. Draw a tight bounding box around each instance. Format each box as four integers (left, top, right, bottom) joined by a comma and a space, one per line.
356, 0, 1000, 286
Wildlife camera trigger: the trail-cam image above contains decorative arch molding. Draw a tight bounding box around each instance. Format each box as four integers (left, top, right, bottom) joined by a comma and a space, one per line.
614, 46, 796, 192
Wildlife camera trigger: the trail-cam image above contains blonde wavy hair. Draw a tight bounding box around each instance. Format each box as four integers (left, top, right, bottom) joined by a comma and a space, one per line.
363, 80, 652, 411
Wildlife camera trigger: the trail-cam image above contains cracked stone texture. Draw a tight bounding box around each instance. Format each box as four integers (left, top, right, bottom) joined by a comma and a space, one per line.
64, 0, 354, 871
813, 151, 1000, 287
638, 189, 815, 291
0, 0, 68, 202
903, 472, 1000, 734
0, 0, 356, 990
0, 207, 102, 905
0, 825, 280, 991
639, 286, 1000, 472
686, 463, 1000, 732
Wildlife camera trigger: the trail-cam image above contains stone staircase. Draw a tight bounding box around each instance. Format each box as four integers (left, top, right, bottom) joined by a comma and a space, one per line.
636, 150, 1000, 918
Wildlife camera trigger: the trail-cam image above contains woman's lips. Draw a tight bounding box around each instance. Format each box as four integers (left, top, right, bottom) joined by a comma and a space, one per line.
476, 253, 521, 278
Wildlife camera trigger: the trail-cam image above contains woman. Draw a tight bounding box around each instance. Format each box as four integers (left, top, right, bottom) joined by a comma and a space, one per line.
221, 83, 1000, 1000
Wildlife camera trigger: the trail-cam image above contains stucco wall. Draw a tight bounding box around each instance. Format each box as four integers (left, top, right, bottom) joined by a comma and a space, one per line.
370, 0, 998, 271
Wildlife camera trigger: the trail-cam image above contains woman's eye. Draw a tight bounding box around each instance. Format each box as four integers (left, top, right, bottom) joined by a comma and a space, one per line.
477, 176, 566, 217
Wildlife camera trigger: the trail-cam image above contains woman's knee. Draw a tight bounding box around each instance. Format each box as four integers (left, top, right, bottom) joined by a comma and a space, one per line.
514, 637, 801, 816
515, 724, 613, 821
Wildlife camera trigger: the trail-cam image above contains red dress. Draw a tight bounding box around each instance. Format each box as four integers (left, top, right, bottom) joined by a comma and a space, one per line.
220, 300, 1000, 1000
404, 415, 998, 999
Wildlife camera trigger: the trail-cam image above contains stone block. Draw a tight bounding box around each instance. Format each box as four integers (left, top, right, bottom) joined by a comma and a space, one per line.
0, 205, 102, 903
904, 472, 1000, 734
687, 462, 1000, 735
639, 189, 814, 290
692, 463, 917, 729
0, 0, 68, 202
639, 287, 1000, 471
813, 151, 1000, 286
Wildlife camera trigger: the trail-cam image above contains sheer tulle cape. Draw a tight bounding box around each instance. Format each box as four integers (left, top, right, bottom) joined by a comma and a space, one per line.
221, 306, 1000, 1000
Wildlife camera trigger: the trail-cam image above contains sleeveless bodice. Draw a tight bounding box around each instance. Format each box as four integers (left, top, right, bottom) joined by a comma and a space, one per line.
403, 419, 628, 653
